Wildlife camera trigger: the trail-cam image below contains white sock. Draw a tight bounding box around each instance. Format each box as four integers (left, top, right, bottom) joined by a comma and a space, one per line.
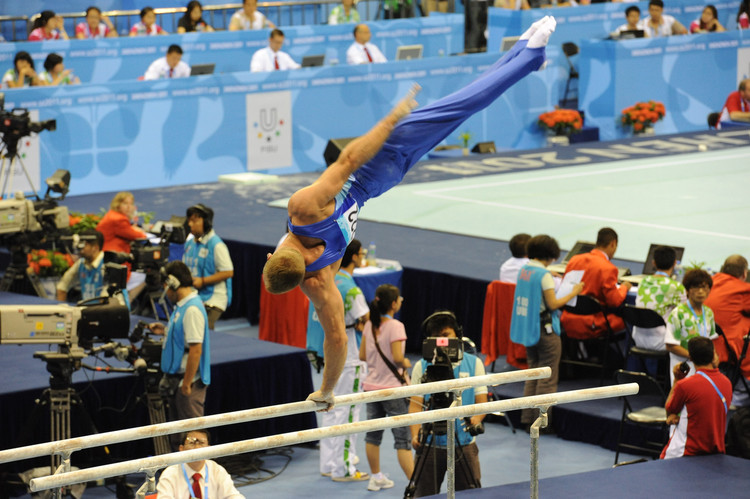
374, 472, 385, 479
520, 16, 549, 41
527, 16, 556, 49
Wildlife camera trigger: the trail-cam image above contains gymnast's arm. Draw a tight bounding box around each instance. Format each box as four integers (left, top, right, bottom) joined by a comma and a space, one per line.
288, 85, 420, 216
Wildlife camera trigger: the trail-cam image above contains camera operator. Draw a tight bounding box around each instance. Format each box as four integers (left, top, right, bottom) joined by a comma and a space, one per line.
56, 229, 105, 302
408, 311, 486, 497
182, 204, 233, 329
148, 261, 210, 449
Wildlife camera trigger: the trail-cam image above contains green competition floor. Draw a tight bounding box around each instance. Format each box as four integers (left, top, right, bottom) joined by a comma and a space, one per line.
356, 146, 750, 270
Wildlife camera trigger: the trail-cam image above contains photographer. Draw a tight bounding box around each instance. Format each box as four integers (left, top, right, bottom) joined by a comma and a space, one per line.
408, 311, 486, 497
182, 204, 233, 329
56, 229, 105, 302
148, 261, 210, 448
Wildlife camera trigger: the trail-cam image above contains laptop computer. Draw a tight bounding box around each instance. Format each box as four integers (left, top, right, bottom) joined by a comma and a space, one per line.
190, 63, 215, 76
301, 54, 325, 67
618, 29, 645, 40
500, 36, 520, 52
547, 240, 596, 274
396, 44, 423, 61
619, 244, 685, 286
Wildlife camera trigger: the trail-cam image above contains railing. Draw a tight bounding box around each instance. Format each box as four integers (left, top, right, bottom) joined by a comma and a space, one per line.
3, 1, 381, 41
0, 367, 639, 499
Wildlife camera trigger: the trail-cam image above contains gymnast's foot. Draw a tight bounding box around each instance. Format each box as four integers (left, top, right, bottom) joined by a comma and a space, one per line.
527, 16, 556, 49
520, 16, 549, 41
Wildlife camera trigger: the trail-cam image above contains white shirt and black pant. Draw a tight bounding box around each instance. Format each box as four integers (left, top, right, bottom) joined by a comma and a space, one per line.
144, 58, 191, 80
156, 461, 243, 498
346, 42, 387, 65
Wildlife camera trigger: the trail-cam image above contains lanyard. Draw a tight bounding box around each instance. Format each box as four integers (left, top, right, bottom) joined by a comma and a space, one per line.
697, 371, 727, 414
383, 314, 393, 319
686, 301, 708, 337
654, 271, 670, 278
181, 463, 208, 499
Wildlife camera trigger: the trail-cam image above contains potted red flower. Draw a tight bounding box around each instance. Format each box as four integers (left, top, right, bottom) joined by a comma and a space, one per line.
621, 101, 666, 134
538, 109, 583, 146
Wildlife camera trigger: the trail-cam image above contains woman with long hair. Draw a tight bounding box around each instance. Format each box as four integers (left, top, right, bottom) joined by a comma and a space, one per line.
690, 5, 726, 33
359, 284, 414, 492
28, 11, 69, 41
178, 1, 214, 33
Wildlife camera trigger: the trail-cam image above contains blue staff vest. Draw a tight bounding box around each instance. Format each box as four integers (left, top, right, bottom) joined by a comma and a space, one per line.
78, 258, 104, 300
161, 294, 211, 385
183, 233, 232, 308
510, 264, 560, 347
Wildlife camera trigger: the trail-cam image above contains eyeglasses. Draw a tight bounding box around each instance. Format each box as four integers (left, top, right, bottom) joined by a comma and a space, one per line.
184, 437, 209, 447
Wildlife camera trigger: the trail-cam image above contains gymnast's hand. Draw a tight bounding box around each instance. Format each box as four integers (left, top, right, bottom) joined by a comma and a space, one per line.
307, 389, 335, 412
391, 84, 421, 122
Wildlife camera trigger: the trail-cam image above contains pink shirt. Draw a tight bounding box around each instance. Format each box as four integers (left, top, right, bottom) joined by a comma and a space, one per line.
76, 22, 111, 39
362, 319, 407, 391
28, 27, 61, 41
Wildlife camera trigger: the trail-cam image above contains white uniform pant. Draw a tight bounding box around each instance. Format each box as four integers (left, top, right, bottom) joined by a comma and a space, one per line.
319, 362, 366, 477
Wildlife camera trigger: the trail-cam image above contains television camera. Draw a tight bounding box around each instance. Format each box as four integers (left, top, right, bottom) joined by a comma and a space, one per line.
0, 92, 56, 157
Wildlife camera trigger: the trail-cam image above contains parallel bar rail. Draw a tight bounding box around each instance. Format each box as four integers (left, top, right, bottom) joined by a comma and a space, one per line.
0, 369, 550, 464
29, 383, 639, 492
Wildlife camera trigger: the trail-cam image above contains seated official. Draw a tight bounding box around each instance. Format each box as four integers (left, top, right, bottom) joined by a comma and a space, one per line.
144, 44, 191, 80
56, 230, 105, 302
346, 24, 387, 65
408, 311, 486, 497
250, 29, 300, 72
719, 79, 750, 125
661, 337, 732, 459
156, 430, 243, 498
499, 233, 530, 284
632, 246, 686, 351
559, 227, 631, 339
183, 204, 234, 330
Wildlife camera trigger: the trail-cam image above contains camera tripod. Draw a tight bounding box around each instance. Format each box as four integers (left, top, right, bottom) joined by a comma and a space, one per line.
403, 413, 481, 498
0, 243, 49, 297
0, 138, 41, 201
133, 370, 171, 455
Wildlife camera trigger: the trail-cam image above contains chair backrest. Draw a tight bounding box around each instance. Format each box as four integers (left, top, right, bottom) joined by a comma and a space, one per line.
615, 369, 667, 401
620, 306, 666, 328
707, 112, 721, 129
565, 294, 603, 316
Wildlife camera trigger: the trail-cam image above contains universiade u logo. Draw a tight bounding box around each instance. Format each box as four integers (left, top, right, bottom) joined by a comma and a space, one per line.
259, 108, 278, 133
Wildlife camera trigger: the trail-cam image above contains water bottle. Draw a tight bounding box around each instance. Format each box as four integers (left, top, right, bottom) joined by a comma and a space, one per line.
367, 241, 377, 267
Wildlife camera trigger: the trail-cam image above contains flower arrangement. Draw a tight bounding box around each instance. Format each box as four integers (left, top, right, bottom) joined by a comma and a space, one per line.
27, 249, 74, 278
620, 101, 666, 133
537, 109, 583, 136
69, 211, 103, 234
457, 131, 473, 149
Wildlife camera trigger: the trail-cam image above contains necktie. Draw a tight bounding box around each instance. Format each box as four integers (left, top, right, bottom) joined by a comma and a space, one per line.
274, 55, 280, 70
192, 473, 202, 498
168, 67, 174, 78
364, 46, 373, 63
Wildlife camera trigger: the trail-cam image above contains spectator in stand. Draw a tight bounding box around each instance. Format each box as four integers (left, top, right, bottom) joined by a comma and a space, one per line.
346, 24, 387, 65
494, 0, 531, 10
719, 79, 750, 125
229, 0, 276, 31
75, 6, 118, 39
144, 44, 191, 80
499, 233, 530, 284
39, 53, 80, 86
329, 0, 360, 25
738, 0, 750, 29
613, 6, 648, 38
28, 11, 69, 41
178, 1, 214, 33
689, 5, 726, 34
384, 0, 415, 19
130, 7, 167, 36
642, 0, 688, 37
250, 29, 300, 72
2, 51, 43, 89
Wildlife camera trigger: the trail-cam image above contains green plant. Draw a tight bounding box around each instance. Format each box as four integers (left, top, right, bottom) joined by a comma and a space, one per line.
458, 131, 472, 149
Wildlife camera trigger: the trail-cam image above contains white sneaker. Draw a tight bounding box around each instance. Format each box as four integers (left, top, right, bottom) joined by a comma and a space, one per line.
367, 475, 394, 491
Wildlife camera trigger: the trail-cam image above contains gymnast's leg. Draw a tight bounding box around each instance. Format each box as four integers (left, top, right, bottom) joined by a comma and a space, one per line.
350, 16, 556, 204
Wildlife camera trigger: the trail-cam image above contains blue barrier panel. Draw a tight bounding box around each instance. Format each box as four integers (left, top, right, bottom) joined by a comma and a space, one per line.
1, 48, 563, 195
487, 1, 742, 53
579, 30, 750, 141
0, 15, 463, 84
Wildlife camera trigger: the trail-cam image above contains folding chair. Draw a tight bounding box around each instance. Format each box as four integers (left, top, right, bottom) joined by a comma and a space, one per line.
560, 42, 579, 109
620, 305, 669, 390
613, 369, 669, 466
561, 295, 626, 385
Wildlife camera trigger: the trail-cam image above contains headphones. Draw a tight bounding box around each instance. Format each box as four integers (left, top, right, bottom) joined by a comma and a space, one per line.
421, 310, 462, 338
187, 203, 214, 233
160, 267, 182, 291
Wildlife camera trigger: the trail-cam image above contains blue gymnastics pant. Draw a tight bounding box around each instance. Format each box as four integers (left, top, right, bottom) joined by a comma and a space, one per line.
349, 40, 545, 207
